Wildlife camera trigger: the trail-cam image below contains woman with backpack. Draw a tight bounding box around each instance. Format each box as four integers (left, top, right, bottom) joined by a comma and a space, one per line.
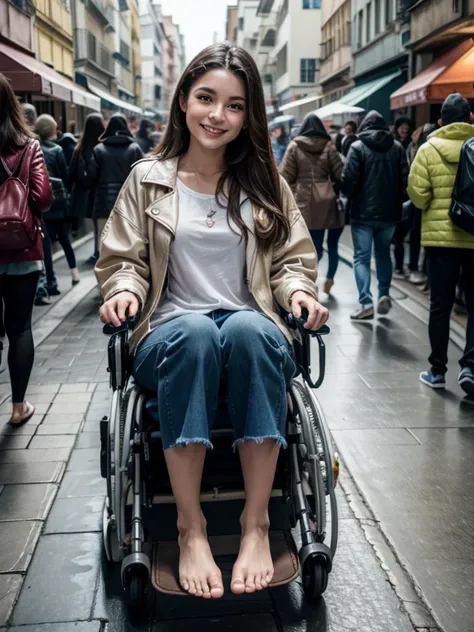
69, 113, 105, 262
89, 114, 143, 245
280, 113, 344, 295
0, 74, 53, 425
35, 114, 80, 290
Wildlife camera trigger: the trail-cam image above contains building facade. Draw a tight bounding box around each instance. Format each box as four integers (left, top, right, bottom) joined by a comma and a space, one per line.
139, 0, 165, 115
162, 15, 185, 111
226, 4, 238, 42
320, 0, 352, 104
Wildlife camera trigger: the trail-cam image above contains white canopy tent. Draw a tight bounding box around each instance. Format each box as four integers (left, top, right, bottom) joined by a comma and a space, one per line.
313, 102, 365, 120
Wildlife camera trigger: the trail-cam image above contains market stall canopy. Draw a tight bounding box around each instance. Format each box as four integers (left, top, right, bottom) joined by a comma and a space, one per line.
313, 102, 365, 120
279, 94, 322, 112
0, 42, 100, 111
390, 39, 474, 110
88, 81, 143, 116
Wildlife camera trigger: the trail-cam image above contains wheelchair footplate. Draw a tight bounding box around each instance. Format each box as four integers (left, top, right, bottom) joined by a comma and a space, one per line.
151, 530, 300, 595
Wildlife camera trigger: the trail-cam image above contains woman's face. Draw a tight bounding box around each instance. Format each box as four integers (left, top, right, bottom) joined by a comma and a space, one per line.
180, 68, 246, 152
398, 123, 410, 139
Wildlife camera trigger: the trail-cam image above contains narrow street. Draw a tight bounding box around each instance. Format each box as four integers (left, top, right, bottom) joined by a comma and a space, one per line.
0, 238, 470, 632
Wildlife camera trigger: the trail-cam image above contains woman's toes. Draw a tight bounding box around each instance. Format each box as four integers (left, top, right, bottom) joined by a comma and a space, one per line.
231, 572, 246, 595
254, 574, 264, 591
188, 580, 197, 595
265, 570, 273, 585
245, 576, 256, 593
180, 577, 189, 592
209, 574, 224, 599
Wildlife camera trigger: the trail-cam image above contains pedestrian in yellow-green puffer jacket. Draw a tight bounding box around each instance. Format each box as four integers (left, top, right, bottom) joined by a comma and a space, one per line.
407, 93, 474, 396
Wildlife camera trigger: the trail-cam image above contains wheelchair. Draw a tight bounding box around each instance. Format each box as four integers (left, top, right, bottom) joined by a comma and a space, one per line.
99, 310, 339, 613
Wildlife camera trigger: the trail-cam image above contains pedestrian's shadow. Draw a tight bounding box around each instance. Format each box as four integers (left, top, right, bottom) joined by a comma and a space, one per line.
270, 581, 329, 631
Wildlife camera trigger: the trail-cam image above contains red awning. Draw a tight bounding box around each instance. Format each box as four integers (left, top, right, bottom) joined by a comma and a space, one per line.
0, 42, 100, 110
390, 39, 474, 110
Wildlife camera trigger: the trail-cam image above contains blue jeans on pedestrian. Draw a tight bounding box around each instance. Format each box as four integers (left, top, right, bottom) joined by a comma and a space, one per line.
310, 228, 344, 280
351, 222, 396, 308
133, 310, 296, 451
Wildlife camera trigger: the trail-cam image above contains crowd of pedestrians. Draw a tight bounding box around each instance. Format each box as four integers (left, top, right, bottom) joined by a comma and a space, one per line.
0, 71, 152, 423
277, 93, 474, 398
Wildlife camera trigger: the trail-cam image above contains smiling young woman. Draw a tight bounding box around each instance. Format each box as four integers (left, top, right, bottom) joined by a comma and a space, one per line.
96, 43, 328, 600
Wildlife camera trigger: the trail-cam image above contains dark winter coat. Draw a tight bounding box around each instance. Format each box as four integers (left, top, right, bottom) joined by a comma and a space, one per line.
89, 133, 143, 220
341, 111, 409, 224
56, 133, 77, 166
280, 135, 344, 230
39, 140, 70, 221
0, 139, 53, 264
68, 149, 96, 219
135, 133, 155, 155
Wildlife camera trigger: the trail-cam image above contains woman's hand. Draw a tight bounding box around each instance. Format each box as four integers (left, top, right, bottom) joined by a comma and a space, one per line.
290, 291, 329, 331
99, 291, 139, 328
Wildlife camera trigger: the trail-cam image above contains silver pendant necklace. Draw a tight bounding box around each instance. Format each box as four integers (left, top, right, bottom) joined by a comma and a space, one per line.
206, 201, 218, 228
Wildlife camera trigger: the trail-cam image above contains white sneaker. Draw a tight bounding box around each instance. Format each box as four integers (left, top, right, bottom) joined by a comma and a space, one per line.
392, 269, 407, 280
408, 271, 426, 285
377, 296, 392, 315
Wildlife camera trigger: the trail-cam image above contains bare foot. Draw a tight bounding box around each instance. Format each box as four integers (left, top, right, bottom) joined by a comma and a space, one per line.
8, 402, 35, 426
231, 524, 274, 594
178, 529, 224, 599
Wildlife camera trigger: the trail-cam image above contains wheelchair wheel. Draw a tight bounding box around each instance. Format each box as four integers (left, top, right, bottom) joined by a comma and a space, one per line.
124, 565, 149, 614
302, 555, 329, 603
103, 500, 124, 563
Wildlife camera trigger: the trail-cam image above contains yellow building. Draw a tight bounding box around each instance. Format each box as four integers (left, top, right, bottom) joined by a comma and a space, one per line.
130, 0, 141, 107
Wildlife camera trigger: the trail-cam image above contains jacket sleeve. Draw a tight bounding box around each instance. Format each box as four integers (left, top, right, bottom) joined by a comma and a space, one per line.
341, 144, 362, 199
270, 177, 318, 311
328, 141, 343, 185
407, 146, 432, 210
95, 168, 150, 307
29, 141, 54, 213
132, 143, 145, 164
279, 142, 298, 188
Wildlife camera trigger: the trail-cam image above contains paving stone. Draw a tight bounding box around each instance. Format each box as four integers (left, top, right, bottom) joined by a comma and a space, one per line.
0, 484, 57, 521
44, 496, 104, 534
0, 434, 31, 450
53, 393, 92, 404
0, 574, 23, 626
0, 462, 64, 485
25, 384, 60, 395
42, 413, 84, 424
35, 422, 82, 436
57, 471, 105, 499
0, 421, 39, 436
12, 532, 101, 625
59, 384, 91, 393
8, 623, 102, 632
76, 431, 101, 449
0, 520, 42, 572
0, 448, 72, 464
29, 435, 76, 450
82, 421, 102, 433
48, 401, 90, 415
67, 448, 101, 473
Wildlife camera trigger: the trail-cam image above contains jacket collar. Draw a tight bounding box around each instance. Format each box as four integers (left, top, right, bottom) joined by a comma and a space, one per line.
141, 156, 180, 190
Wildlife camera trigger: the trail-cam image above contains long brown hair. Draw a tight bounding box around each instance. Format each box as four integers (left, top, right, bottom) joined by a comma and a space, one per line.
0, 73, 34, 154
154, 43, 290, 251
75, 113, 105, 161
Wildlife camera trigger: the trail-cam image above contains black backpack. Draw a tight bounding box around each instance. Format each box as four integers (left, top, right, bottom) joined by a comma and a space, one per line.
450, 137, 474, 235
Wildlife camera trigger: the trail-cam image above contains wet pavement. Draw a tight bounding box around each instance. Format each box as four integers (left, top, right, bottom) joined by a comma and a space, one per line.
0, 232, 470, 631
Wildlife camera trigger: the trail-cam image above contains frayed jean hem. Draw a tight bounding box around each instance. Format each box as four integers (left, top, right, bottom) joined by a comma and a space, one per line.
232, 434, 287, 452
165, 437, 214, 450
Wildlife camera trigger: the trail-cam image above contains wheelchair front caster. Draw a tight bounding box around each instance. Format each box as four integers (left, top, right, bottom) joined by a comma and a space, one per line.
122, 553, 151, 615
302, 555, 329, 602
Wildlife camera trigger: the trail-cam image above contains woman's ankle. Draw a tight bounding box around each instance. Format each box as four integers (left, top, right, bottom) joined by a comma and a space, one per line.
240, 511, 270, 534
177, 512, 207, 538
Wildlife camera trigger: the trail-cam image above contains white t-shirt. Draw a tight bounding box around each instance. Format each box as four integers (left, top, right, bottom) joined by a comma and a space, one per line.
151, 178, 260, 328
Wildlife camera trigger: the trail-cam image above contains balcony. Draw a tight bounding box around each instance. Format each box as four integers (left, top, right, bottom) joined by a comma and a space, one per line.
0, 0, 35, 51
276, 0, 288, 30
74, 28, 114, 75
257, 0, 275, 15
34, 0, 72, 36
86, 0, 113, 27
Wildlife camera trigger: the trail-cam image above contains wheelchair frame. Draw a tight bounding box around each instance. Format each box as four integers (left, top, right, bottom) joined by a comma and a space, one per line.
100, 314, 339, 611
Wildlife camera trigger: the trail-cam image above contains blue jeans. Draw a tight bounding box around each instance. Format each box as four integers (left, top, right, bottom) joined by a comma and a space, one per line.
133, 310, 296, 451
351, 222, 396, 308
310, 228, 344, 280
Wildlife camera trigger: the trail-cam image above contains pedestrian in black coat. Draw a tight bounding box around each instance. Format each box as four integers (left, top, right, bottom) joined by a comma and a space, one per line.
341, 110, 408, 321
135, 118, 156, 154
89, 114, 143, 241
35, 114, 80, 289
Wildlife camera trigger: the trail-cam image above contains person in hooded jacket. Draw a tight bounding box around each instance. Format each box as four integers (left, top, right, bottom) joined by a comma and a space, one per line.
393, 116, 414, 151
342, 110, 408, 320
408, 93, 474, 395
280, 113, 344, 294
89, 114, 144, 241
135, 118, 156, 154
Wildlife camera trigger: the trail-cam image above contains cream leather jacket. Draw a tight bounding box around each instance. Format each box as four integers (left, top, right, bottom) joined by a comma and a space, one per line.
95, 156, 318, 351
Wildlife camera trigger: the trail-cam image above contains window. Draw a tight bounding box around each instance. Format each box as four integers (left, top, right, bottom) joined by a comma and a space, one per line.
374, 0, 381, 35
154, 85, 161, 100
357, 10, 363, 48
385, 0, 393, 25
300, 58, 317, 83
366, 2, 372, 43
303, 0, 321, 7
238, 17, 244, 30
